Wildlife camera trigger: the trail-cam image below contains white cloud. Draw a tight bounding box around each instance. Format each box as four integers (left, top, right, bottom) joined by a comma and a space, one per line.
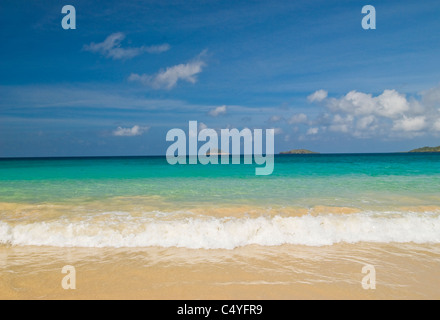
273, 128, 283, 135
288, 113, 308, 124
375, 90, 411, 118
209, 105, 227, 117
269, 115, 282, 122
326, 89, 411, 119
433, 119, 440, 131
307, 127, 319, 135
392, 116, 427, 132
84, 33, 170, 60
307, 90, 328, 103
305, 87, 440, 138
329, 114, 354, 133
113, 125, 150, 137
356, 115, 376, 130
198, 122, 208, 131
129, 51, 207, 89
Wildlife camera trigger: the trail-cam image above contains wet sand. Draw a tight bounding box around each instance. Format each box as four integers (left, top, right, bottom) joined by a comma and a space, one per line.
1, 242, 439, 300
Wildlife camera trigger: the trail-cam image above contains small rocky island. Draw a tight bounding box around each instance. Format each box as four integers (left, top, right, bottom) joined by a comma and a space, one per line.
408, 146, 440, 153
279, 149, 319, 154
206, 148, 230, 156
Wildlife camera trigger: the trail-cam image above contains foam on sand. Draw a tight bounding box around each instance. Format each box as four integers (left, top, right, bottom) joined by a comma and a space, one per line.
1, 211, 439, 249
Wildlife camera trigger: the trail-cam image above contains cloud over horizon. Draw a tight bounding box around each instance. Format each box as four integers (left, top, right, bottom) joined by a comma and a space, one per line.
113, 125, 150, 137
305, 86, 440, 139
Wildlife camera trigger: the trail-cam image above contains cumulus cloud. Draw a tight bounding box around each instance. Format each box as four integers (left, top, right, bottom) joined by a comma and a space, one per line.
434, 119, 440, 131
327, 89, 412, 119
269, 115, 282, 123
356, 115, 377, 130
129, 51, 207, 90
84, 33, 170, 60
329, 114, 353, 133
307, 127, 319, 135
392, 116, 427, 132
288, 113, 308, 124
113, 125, 150, 137
304, 86, 440, 139
209, 105, 227, 117
307, 90, 328, 102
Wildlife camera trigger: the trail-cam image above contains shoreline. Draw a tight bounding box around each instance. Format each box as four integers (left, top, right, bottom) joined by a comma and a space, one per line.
1, 242, 439, 299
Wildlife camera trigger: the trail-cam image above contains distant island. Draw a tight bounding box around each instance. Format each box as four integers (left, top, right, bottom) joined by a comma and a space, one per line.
206, 148, 230, 156
408, 146, 440, 153
279, 149, 319, 155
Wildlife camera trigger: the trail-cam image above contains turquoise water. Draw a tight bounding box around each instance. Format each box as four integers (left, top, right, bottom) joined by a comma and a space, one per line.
1, 153, 440, 248
0, 153, 439, 209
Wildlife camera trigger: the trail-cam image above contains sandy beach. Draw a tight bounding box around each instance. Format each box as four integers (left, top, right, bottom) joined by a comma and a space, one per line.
1, 242, 439, 300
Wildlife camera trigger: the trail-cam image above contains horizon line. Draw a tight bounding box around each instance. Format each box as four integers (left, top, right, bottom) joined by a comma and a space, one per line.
1, 151, 437, 160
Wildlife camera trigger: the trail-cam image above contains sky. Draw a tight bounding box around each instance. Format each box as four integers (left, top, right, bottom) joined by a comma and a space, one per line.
1, 0, 440, 157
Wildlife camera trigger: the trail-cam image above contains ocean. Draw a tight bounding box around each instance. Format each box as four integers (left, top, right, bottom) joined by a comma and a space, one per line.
1, 153, 439, 299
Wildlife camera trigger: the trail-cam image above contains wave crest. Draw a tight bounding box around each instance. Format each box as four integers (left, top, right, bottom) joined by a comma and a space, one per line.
1, 212, 439, 249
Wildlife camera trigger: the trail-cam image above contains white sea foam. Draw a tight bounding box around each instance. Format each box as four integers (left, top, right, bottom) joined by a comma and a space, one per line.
0, 212, 439, 249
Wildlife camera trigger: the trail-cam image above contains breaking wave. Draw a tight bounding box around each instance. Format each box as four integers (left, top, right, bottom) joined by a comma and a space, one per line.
1, 211, 439, 249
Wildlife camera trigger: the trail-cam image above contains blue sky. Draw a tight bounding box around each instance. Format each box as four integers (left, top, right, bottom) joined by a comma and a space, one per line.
1, 0, 440, 156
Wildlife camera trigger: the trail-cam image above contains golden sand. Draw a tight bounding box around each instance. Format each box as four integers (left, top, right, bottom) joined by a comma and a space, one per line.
0, 243, 439, 300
